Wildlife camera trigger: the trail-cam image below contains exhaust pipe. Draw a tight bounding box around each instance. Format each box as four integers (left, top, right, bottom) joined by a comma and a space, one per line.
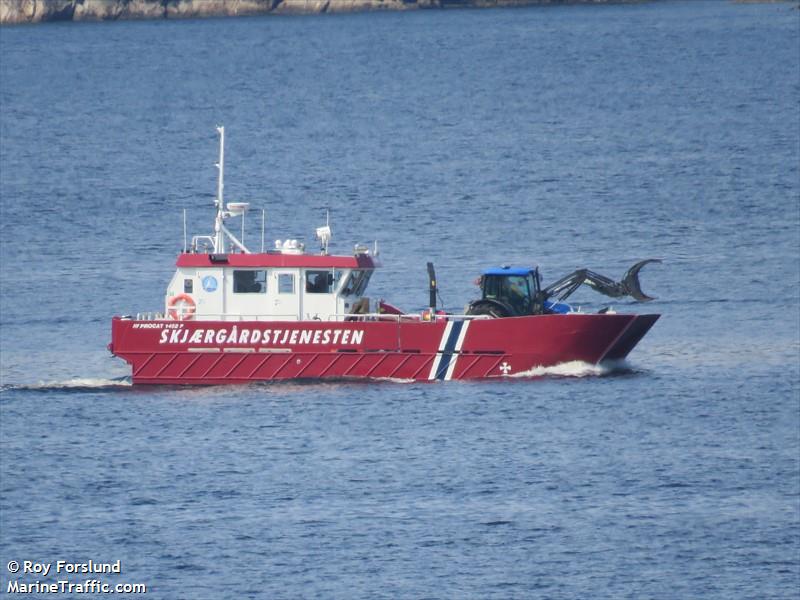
427, 262, 437, 318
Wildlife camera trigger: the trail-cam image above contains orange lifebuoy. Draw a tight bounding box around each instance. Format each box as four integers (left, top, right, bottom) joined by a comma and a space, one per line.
168, 293, 196, 321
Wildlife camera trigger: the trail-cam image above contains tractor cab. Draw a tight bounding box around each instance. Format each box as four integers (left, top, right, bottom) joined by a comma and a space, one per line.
467, 266, 545, 317
458, 258, 660, 319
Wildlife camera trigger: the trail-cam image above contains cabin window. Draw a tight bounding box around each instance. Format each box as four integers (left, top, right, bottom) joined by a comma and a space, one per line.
341, 270, 372, 296
184, 279, 193, 293
233, 270, 267, 294
278, 273, 295, 294
305, 270, 334, 294
356, 271, 372, 295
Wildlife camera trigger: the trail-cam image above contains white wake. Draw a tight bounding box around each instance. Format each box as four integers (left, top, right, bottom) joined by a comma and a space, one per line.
2, 378, 132, 392
509, 360, 629, 379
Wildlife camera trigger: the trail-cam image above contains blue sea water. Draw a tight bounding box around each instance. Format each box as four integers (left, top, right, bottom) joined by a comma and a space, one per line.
1, 1, 799, 598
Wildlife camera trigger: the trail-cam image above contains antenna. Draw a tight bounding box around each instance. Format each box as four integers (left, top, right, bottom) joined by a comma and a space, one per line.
183, 209, 187, 253
261, 209, 265, 253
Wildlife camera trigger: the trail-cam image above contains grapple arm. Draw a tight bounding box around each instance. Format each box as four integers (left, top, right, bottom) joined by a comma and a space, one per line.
540, 259, 661, 303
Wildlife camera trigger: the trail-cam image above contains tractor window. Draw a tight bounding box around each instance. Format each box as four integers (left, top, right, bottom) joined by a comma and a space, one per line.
527, 271, 540, 295
483, 276, 503, 299
506, 276, 531, 311
484, 274, 532, 314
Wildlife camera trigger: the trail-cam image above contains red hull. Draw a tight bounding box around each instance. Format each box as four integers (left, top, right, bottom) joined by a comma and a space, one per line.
110, 313, 659, 384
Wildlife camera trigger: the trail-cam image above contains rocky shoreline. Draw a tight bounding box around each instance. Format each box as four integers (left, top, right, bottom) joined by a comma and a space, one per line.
1, 0, 644, 24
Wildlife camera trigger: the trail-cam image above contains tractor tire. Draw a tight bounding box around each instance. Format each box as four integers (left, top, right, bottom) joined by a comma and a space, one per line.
466, 300, 511, 318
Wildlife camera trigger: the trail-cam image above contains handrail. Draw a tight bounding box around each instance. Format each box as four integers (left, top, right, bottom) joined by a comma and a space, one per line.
130, 312, 490, 323
134, 313, 300, 322
328, 313, 490, 322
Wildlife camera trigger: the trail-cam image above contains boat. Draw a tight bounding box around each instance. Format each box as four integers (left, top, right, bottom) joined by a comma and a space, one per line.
109, 127, 660, 384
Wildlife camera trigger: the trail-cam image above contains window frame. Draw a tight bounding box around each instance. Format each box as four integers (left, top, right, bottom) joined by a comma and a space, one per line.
341, 270, 372, 296
305, 269, 334, 294
278, 273, 295, 295
233, 269, 267, 294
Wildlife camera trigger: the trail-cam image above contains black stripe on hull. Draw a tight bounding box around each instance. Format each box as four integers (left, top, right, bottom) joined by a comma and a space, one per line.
434, 320, 465, 381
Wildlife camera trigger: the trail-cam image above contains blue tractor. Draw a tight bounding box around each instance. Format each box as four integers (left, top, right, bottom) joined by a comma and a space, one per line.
465, 261, 661, 318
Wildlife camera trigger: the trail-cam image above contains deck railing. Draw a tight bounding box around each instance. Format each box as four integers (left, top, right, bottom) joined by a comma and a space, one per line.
130, 312, 489, 323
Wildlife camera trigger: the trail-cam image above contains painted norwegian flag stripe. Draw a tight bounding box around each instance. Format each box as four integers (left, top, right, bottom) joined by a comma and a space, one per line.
428, 320, 471, 381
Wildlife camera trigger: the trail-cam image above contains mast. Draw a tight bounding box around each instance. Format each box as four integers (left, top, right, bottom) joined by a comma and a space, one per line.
206, 126, 251, 254
214, 125, 225, 254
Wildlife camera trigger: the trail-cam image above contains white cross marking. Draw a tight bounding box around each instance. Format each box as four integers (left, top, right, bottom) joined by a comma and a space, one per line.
499, 362, 511, 375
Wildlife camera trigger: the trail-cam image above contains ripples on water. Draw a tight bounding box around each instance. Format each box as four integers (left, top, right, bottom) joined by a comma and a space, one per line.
1, 1, 798, 598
